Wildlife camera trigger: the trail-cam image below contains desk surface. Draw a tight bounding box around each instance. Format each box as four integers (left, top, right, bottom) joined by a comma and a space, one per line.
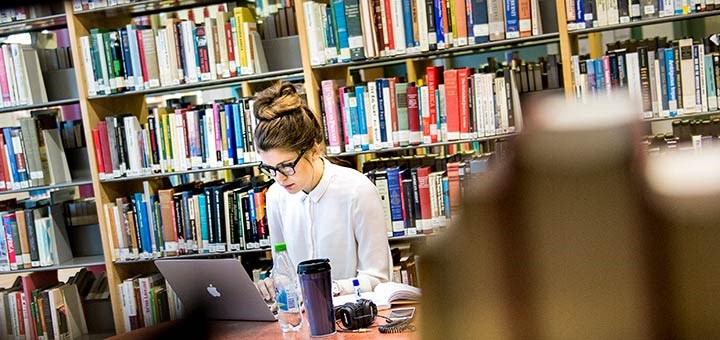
109, 307, 419, 340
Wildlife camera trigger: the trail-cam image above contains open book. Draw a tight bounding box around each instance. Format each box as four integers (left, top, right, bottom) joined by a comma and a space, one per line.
332, 282, 421, 310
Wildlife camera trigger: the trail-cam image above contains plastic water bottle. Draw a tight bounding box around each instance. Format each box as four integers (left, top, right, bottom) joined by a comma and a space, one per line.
272, 243, 303, 332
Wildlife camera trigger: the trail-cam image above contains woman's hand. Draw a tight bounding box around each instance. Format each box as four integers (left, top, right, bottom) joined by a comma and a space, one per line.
255, 277, 276, 303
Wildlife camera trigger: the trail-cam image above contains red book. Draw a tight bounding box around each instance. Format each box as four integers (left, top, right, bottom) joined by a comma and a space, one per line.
321, 80, 343, 154
0, 47, 10, 106
441, 0, 450, 45
447, 162, 461, 216
97, 121, 113, 176
22, 271, 58, 340
225, 22, 237, 77
426, 66, 442, 142
383, 0, 395, 52
15, 291, 25, 337
389, 78, 399, 147
416, 166, 432, 234
92, 128, 105, 175
443, 69, 460, 140
136, 30, 149, 84
407, 84, 421, 145
372, 0, 387, 55
458, 68, 472, 139
3, 213, 17, 269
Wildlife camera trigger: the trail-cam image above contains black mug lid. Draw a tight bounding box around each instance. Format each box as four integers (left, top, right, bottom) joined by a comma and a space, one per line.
297, 258, 331, 275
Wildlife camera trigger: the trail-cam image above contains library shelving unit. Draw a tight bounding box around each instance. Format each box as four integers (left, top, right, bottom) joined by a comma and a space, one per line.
60, 0, 720, 335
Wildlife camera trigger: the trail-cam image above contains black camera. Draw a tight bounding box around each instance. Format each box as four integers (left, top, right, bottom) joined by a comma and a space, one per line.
334, 298, 378, 330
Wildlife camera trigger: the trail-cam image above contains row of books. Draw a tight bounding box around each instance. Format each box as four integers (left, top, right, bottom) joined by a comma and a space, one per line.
320, 63, 524, 154
259, 5, 298, 39
118, 274, 184, 332
515, 54, 564, 93
571, 35, 720, 119
0, 43, 49, 108
80, 4, 268, 96
1, 269, 109, 340
64, 198, 99, 227
91, 97, 258, 180
0, 193, 80, 273
304, 0, 547, 66
566, 0, 720, 30
0, 109, 73, 191
0, 4, 61, 23
391, 246, 420, 287
103, 176, 272, 262
72, 0, 136, 11
366, 152, 491, 236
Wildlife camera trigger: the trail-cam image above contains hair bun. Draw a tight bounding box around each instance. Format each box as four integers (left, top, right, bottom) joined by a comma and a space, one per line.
254, 82, 303, 121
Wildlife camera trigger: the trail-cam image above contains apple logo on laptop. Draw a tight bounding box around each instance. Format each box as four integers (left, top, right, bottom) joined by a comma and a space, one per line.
206, 284, 221, 298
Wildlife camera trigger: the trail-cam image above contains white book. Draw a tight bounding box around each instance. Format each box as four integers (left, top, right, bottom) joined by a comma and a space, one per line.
181, 21, 199, 83
138, 276, 154, 327
242, 21, 257, 75
483, 74, 496, 136
625, 52, 643, 117
10, 44, 30, 105
472, 74, 485, 137
531, 0, 543, 34
607, 0, 619, 24
215, 14, 229, 78
571, 55, 582, 99
648, 51, 659, 116
420, 85, 432, 143
79, 36, 97, 96
368, 82, 382, 149
679, 39, 695, 113
164, 21, 180, 85
120, 281, 133, 332
359, 0, 379, 58
382, 83, 394, 147
175, 113, 189, 170
304, 2, 326, 65
391, 0, 406, 55
495, 78, 510, 133
113, 205, 128, 260
205, 18, 218, 80
126, 25, 145, 90
417, 0, 429, 51
375, 173, 393, 237
698, 44, 707, 113
2, 45, 17, 106
654, 58, 664, 115
155, 29, 173, 87
205, 108, 219, 168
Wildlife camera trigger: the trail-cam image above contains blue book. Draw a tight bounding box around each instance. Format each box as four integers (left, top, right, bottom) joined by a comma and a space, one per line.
705, 55, 717, 110
665, 48, 677, 116
587, 59, 596, 95
199, 115, 208, 165
658, 49, 668, 113
2, 129, 18, 189
434, 0, 445, 47
232, 103, 244, 163
574, 0, 585, 27
224, 103, 236, 164
376, 79, 388, 145
133, 193, 151, 256
386, 167, 405, 237
333, 0, 351, 61
125, 24, 143, 90
248, 189, 258, 245
504, 0, 520, 38
595, 59, 604, 93
181, 191, 194, 248
177, 23, 189, 82
192, 27, 201, 80
324, 6, 338, 63
0, 214, 7, 271
402, 0, 416, 49
119, 29, 134, 89
198, 193, 209, 252
343, 90, 356, 151
354, 86, 370, 151
442, 176, 450, 220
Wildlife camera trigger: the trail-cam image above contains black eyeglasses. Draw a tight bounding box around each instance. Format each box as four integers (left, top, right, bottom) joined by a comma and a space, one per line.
258, 148, 307, 177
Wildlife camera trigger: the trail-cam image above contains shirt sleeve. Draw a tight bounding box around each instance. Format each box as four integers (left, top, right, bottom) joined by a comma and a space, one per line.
266, 185, 285, 247
336, 179, 392, 294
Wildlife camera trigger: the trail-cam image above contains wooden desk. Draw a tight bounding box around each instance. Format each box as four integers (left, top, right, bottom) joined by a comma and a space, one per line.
109, 307, 419, 340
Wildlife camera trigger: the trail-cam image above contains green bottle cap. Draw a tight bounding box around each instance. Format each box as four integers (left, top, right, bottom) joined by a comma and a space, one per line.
274, 243, 287, 252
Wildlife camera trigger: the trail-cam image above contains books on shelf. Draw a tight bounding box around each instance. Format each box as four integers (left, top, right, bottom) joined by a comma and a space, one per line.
0, 4, 60, 23
0, 109, 76, 191
0, 44, 49, 108
104, 176, 272, 262
319, 56, 551, 154
118, 273, 184, 332
80, 4, 275, 97
570, 34, 720, 119
1, 268, 109, 340
92, 96, 259, 180
303, 0, 548, 65
566, 0, 720, 30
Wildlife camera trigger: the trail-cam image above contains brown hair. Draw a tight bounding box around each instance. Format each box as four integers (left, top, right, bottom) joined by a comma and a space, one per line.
253, 82, 325, 153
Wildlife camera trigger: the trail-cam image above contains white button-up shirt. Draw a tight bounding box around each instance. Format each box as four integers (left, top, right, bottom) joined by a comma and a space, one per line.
266, 158, 392, 294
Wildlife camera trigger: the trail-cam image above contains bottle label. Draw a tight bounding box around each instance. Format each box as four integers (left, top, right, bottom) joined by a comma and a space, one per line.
275, 285, 298, 311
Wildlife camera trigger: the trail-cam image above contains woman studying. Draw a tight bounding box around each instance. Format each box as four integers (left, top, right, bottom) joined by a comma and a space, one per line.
253, 82, 392, 301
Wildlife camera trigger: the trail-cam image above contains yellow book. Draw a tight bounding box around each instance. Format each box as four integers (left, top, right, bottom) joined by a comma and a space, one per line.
233, 7, 247, 75
161, 112, 173, 172
449, 0, 457, 44
219, 107, 229, 165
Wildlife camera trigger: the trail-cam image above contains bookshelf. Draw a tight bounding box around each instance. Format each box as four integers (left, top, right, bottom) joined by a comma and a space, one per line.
0, 13, 67, 36
48, 0, 720, 335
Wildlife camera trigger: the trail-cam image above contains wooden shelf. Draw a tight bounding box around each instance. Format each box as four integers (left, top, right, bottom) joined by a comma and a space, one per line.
0, 98, 79, 114
99, 162, 259, 184
73, 0, 230, 16
388, 233, 438, 242
643, 110, 720, 123
570, 10, 720, 35
0, 178, 92, 196
328, 133, 517, 157
0, 13, 66, 36
312, 33, 561, 70
114, 248, 268, 265
87, 68, 304, 100
0, 255, 105, 275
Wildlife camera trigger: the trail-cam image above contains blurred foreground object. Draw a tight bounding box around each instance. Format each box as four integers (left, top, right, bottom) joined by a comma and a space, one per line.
421, 96, 720, 339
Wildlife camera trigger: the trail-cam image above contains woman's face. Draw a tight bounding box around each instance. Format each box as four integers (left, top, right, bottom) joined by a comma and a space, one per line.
258, 148, 317, 194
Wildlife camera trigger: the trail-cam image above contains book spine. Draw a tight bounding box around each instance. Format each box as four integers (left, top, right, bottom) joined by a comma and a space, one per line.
487, 0, 505, 41
407, 84, 421, 145
705, 55, 718, 111
505, 0, 520, 38
459, 68, 472, 138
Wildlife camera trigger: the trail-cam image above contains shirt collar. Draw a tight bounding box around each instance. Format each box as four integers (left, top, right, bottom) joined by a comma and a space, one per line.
307, 158, 333, 203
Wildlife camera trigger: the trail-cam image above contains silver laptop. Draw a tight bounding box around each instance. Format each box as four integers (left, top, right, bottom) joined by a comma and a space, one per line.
155, 258, 277, 321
